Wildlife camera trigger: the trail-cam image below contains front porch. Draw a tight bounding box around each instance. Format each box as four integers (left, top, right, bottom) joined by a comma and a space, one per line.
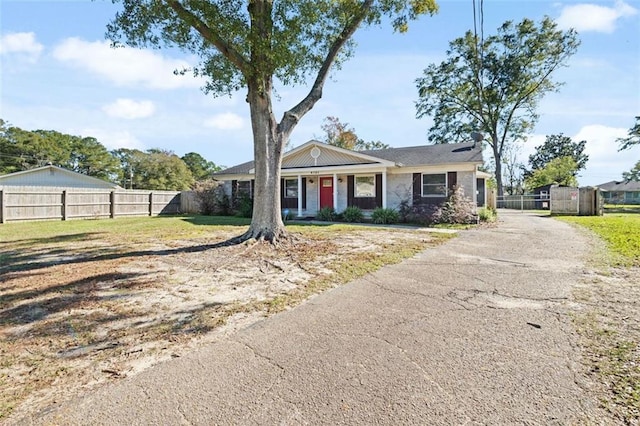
280, 171, 389, 218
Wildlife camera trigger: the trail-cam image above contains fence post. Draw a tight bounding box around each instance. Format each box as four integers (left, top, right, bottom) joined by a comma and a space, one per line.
149, 192, 154, 216
62, 190, 68, 221
0, 190, 5, 224
110, 191, 116, 218
520, 195, 524, 211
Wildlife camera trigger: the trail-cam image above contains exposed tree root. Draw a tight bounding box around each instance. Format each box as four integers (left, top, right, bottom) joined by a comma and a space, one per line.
234, 224, 294, 246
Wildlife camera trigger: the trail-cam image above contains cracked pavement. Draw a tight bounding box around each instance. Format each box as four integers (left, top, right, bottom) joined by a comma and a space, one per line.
22, 211, 611, 425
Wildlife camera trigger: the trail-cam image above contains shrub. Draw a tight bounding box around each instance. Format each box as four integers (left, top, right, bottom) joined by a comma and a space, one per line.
397, 200, 441, 226
235, 194, 253, 218
282, 209, 294, 221
435, 186, 477, 224
478, 207, 497, 223
193, 179, 231, 215
372, 207, 400, 224
316, 207, 336, 221
342, 206, 364, 223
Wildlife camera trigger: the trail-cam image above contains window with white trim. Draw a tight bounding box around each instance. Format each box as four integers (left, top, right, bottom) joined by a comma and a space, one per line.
284, 178, 298, 198
422, 173, 446, 197
355, 175, 375, 198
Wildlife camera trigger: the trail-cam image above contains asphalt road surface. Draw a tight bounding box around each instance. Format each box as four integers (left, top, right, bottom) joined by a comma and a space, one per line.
22, 211, 610, 425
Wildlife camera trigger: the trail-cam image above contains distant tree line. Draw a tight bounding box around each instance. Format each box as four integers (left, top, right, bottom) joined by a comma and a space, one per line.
0, 119, 222, 190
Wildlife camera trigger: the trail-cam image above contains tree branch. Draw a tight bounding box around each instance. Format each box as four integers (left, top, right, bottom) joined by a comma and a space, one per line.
163, 0, 250, 73
278, 0, 374, 136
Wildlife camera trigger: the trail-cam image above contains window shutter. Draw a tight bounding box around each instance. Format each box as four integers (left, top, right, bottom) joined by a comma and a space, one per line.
302, 178, 307, 209
347, 175, 354, 206
375, 174, 383, 207
250, 179, 255, 199
231, 180, 238, 206
447, 172, 457, 194
412, 173, 421, 204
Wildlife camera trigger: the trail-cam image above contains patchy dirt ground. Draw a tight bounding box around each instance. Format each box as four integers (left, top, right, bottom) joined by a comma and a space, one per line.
573, 266, 640, 424
569, 227, 640, 424
0, 225, 448, 421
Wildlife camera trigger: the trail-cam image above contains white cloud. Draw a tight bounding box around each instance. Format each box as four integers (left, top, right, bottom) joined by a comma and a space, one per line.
80, 128, 146, 151
519, 125, 639, 186
0, 32, 43, 61
102, 98, 156, 119
53, 38, 204, 89
575, 124, 628, 165
557, 0, 638, 33
203, 113, 244, 130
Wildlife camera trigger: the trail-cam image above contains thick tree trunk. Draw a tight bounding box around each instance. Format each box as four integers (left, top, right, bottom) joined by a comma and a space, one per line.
239, 79, 288, 243
492, 136, 505, 197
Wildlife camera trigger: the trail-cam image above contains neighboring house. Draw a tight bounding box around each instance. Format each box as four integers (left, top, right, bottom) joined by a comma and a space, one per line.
597, 180, 640, 205
0, 165, 120, 190
212, 140, 487, 217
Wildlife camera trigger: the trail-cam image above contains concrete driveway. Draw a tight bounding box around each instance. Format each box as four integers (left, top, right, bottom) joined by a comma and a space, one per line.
24, 211, 609, 425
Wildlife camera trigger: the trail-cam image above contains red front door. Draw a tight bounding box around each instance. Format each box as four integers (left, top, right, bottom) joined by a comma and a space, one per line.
319, 177, 334, 209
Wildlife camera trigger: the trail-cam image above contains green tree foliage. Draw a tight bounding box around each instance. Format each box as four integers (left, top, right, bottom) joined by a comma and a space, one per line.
112, 148, 194, 190
110, 148, 141, 188
617, 116, 640, 151
622, 160, 640, 182
321, 116, 389, 151
106, 0, 437, 242
525, 156, 578, 190
0, 119, 120, 180
527, 134, 588, 176
415, 17, 580, 196
181, 152, 222, 181
137, 149, 195, 190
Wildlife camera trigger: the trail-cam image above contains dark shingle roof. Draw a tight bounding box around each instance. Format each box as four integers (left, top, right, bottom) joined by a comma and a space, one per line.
360, 142, 483, 166
213, 142, 483, 177
597, 180, 640, 191
213, 160, 254, 176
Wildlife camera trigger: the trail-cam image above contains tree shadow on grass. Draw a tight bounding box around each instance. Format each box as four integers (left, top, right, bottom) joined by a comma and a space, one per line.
0, 272, 149, 326
0, 236, 245, 277
5, 232, 107, 248
1, 270, 227, 350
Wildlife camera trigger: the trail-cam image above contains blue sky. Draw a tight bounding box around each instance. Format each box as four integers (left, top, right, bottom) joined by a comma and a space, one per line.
1, 0, 639, 186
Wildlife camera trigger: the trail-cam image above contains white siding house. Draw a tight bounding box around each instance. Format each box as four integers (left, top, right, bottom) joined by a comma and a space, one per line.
0, 165, 120, 190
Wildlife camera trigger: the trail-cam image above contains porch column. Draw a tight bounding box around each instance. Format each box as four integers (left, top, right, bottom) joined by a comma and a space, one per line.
297, 174, 303, 218
333, 173, 338, 211
382, 171, 387, 209
472, 175, 478, 207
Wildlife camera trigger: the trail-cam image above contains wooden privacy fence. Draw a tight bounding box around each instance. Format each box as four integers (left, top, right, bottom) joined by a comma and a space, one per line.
550, 186, 603, 216
0, 188, 183, 224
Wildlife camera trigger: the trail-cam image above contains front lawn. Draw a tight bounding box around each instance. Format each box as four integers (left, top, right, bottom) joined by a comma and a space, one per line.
557, 213, 640, 423
0, 215, 453, 420
557, 214, 640, 267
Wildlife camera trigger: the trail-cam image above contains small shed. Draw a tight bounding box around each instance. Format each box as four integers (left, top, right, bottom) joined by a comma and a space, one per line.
531, 184, 557, 210
0, 165, 120, 190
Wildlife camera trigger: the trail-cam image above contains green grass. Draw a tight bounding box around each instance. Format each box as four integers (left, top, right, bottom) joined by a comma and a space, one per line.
557, 214, 640, 267
0, 215, 252, 243
560, 213, 640, 422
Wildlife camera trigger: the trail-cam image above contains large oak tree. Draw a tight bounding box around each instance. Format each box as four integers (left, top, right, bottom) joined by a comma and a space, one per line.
107, 0, 438, 242
415, 17, 579, 196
